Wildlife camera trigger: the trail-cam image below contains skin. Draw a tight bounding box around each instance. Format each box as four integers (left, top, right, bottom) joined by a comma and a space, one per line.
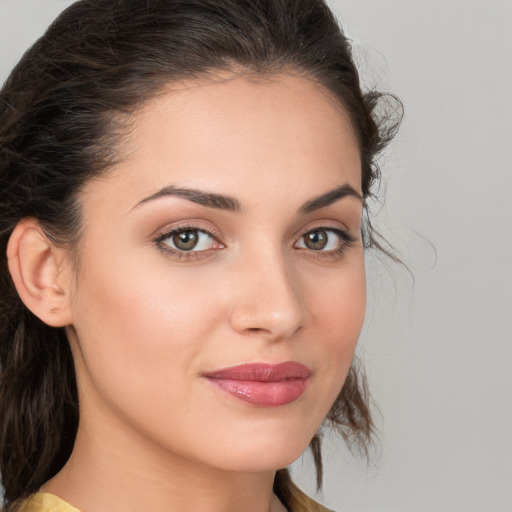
22, 73, 366, 512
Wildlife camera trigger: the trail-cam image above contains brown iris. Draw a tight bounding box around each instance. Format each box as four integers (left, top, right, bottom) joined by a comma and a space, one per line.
304, 230, 328, 250
173, 230, 199, 251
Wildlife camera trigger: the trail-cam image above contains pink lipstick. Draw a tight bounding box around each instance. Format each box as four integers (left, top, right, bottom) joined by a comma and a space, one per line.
203, 362, 310, 407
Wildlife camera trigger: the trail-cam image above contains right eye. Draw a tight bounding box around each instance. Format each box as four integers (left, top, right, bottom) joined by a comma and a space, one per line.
154, 227, 224, 258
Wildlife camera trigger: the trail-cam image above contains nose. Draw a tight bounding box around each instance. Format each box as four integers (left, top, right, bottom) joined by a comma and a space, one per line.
228, 250, 306, 341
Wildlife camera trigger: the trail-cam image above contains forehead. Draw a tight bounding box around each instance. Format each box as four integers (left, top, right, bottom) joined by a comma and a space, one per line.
82, 73, 362, 213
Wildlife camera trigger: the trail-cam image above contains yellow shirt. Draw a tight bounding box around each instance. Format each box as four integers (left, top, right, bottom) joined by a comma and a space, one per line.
17, 492, 79, 512
17, 491, 332, 512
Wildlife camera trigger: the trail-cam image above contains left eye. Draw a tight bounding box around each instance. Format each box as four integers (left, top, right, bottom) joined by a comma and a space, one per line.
295, 228, 348, 251
158, 229, 217, 252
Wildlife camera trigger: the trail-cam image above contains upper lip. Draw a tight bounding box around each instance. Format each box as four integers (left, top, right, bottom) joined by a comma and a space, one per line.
203, 362, 311, 382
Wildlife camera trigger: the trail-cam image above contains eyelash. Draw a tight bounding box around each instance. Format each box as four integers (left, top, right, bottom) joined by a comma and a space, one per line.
153, 224, 356, 261
154, 224, 223, 261
296, 227, 356, 259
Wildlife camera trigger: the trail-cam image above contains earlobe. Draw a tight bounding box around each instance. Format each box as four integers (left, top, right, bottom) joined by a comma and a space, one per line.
7, 219, 73, 327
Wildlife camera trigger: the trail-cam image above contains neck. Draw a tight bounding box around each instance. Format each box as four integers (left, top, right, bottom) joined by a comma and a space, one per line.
43, 405, 286, 512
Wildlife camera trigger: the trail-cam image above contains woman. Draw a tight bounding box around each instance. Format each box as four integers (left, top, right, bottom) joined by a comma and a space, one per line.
0, 0, 400, 511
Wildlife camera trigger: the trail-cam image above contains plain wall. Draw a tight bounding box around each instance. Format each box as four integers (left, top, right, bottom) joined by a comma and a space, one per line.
1, 1, 511, 511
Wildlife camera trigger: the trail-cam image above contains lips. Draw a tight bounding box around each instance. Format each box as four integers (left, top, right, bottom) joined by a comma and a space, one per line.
203, 362, 311, 407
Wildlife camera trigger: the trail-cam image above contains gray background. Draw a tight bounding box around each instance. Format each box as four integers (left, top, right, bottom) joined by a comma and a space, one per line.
1, 1, 511, 511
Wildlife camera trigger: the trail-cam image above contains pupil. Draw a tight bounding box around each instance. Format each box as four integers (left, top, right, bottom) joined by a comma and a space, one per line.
173, 230, 198, 250
305, 230, 327, 250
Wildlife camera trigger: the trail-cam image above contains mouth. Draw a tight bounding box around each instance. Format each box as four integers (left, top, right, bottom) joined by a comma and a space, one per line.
203, 362, 311, 407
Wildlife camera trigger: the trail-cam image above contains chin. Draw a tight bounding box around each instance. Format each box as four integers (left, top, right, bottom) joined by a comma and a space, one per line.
192, 421, 318, 474
212, 447, 308, 474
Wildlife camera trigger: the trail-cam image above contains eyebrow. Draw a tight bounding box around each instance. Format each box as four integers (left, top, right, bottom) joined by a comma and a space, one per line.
134, 186, 241, 212
133, 183, 362, 213
298, 184, 363, 214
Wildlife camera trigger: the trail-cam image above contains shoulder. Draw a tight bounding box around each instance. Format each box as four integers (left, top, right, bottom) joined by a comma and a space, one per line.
16, 493, 80, 512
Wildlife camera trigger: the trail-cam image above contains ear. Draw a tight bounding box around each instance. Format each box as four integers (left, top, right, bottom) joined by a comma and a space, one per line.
7, 218, 74, 327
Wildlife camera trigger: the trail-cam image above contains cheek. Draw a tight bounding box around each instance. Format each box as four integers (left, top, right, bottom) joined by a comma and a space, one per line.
69, 252, 224, 408
309, 253, 366, 345
303, 254, 366, 396
75, 246, 220, 339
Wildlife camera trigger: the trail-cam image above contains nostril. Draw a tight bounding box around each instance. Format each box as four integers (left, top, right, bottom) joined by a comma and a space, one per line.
246, 327, 268, 334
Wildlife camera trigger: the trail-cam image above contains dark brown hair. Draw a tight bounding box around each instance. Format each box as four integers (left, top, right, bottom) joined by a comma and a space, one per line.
0, 0, 401, 510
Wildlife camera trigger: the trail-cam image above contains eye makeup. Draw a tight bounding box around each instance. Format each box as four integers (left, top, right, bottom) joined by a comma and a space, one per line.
152, 221, 357, 263
153, 223, 225, 261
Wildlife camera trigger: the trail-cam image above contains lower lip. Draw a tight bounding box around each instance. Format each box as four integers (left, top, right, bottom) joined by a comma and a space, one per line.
205, 378, 309, 407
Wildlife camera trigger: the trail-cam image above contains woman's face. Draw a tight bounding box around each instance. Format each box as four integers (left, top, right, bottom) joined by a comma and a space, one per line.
66, 73, 365, 473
